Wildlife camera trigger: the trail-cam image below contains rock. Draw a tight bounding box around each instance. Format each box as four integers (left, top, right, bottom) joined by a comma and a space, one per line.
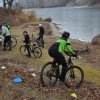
44, 18, 52, 22
48, 30, 52, 35
91, 34, 100, 45
38, 18, 43, 21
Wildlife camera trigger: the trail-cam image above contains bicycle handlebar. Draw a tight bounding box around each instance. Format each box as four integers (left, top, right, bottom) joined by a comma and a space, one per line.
67, 45, 90, 60
74, 44, 90, 54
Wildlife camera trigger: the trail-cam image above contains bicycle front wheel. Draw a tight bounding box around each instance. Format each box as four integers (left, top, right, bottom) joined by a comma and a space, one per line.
11, 36, 17, 47
20, 45, 28, 56
40, 62, 58, 86
65, 66, 84, 88
33, 47, 42, 58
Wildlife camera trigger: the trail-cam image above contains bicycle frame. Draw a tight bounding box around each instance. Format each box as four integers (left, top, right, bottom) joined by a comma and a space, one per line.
67, 56, 73, 67
24, 43, 36, 52
31, 34, 44, 48
51, 56, 75, 80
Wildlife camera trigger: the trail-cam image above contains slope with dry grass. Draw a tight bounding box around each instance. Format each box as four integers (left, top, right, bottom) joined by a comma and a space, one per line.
0, 8, 100, 100
0, 25, 100, 100
0, 7, 37, 26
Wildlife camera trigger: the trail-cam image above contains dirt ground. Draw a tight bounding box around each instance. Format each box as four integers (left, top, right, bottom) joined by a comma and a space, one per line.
0, 58, 100, 100
0, 23, 100, 100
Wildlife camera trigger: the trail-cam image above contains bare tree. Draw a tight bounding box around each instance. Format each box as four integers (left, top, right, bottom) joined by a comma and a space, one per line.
6, 0, 14, 9
2, 0, 15, 9
3, 0, 6, 8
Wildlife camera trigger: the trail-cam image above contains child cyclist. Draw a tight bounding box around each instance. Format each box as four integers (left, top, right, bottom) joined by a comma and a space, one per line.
23, 31, 31, 57
48, 31, 77, 83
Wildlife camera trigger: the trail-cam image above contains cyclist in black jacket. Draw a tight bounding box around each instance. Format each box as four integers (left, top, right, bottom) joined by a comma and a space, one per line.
37, 24, 44, 41
23, 31, 31, 57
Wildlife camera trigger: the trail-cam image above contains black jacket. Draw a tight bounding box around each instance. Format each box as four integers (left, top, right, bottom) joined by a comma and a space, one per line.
39, 26, 44, 35
24, 34, 30, 44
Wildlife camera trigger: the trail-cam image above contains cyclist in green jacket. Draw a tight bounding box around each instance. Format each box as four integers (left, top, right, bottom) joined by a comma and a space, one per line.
48, 31, 77, 82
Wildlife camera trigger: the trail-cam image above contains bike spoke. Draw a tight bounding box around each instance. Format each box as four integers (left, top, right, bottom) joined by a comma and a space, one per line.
33, 47, 42, 58
40, 62, 58, 86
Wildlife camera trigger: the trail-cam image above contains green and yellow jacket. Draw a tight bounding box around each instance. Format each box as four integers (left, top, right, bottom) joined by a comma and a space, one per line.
56, 39, 74, 55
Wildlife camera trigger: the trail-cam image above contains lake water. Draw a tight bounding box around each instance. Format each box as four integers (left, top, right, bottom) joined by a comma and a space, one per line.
24, 7, 100, 42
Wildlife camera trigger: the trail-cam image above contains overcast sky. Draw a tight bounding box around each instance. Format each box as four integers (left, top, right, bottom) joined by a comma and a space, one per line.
0, 0, 3, 7
0, 0, 2, 3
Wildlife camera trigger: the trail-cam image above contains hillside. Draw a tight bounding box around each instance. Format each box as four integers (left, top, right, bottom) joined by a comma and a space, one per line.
0, 22, 100, 100
0, 7, 37, 26
15, 0, 100, 8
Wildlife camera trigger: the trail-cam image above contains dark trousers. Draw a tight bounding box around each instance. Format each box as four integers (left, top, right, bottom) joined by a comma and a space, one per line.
4, 36, 11, 50
49, 49, 68, 82
37, 34, 45, 46
37, 34, 44, 41
25, 44, 31, 57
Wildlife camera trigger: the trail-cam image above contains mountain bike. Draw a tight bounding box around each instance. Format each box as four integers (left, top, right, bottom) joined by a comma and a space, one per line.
31, 34, 45, 48
20, 43, 42, 58
40, 46, 89, 88
11, 35, 17, 47
0, 35, 17, 50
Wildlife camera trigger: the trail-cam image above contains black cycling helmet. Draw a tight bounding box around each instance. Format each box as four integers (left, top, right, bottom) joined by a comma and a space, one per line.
62, 31, 70, 39
23, 31, 28, 35
23, 31, 27, 33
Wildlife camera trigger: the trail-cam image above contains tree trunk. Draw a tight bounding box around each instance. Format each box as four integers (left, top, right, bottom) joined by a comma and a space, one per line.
3, 0, 6, 8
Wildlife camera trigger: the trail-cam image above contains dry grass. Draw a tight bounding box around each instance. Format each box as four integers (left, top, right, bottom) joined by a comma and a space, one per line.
14, 11, 37, 22
0, 23, 100, 100
74, 61, 100, 86
0, 8, 37, 26
0, 24, 100, 86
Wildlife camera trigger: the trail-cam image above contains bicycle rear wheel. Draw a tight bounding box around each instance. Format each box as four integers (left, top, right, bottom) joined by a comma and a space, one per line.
32, 46, 42, 58
40, 62, 58, 86
20, 45, 28, 56
11, 36, 17, 47
65, 66, 84, 88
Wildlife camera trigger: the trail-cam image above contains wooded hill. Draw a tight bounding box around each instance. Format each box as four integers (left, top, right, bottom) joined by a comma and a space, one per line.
15, 0, 100, 8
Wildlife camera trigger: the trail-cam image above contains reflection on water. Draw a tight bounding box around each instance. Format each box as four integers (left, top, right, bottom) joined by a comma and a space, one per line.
24, 7, 100, 42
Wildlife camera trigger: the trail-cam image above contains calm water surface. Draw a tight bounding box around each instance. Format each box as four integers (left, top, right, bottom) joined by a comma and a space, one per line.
24, 7, 100, 42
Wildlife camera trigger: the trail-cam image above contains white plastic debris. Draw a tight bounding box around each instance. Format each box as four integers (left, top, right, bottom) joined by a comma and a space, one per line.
28, 68, 34, 72
32, 73, 36, 77
1, 66, 6, 69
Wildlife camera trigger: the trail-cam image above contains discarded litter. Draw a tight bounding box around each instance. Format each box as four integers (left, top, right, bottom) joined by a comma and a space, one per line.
32, 73, 36, 77
28, 68, 34, 72
13, 77, 23, 83
71, 93, 77, 98
1, 66, 6, 69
